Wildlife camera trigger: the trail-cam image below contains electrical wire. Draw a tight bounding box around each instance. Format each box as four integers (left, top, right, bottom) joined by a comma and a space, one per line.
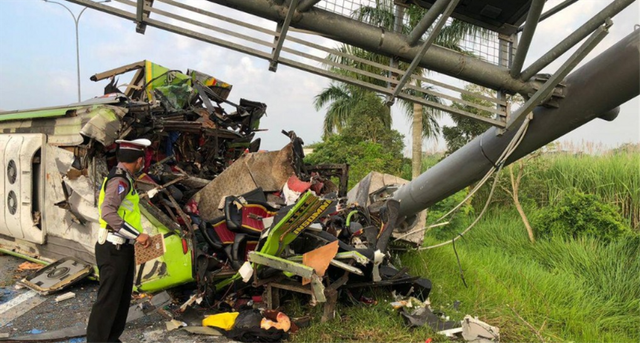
406, 115, 533, 250
452, 235, 468, 288
393, 117, 531, 243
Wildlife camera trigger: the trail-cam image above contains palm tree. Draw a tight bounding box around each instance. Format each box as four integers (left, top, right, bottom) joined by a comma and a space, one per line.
352, 0, 488, 178
315, 0, 488, 178
314, 82, 391, 139
317, 44, 443, 146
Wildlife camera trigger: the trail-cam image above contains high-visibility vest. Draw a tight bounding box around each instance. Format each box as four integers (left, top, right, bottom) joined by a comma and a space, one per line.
98, 168, 142, 234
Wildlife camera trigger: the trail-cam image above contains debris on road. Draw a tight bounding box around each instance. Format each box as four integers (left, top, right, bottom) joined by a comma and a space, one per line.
16, 263, 42, 272
19, 258, 92, 295
164, 319, 187, 332
54, 292, 76, 303
181, 326, 223, 336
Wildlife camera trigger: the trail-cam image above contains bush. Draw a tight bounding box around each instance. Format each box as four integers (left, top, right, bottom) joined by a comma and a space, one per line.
532, 189, 631, 241
305, 132, 405, 189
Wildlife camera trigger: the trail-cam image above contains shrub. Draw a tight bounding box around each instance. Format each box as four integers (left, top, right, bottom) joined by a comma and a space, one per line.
532, 189, 631, 241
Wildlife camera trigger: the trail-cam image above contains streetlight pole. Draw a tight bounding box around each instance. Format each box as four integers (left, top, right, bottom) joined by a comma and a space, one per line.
43, 0, 110, 102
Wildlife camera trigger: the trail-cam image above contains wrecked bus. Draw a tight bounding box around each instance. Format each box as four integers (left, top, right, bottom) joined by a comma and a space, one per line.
0, 61, 426, 303
0, 61, 269, 293
1, 26, 636, 329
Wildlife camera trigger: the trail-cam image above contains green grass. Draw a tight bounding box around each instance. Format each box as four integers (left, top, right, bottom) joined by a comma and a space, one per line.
473, 148, 639, 231
290, 149, 639, 342
402, 209, 639, 342
541, 151, 640, 230
289, 292, 446, 343
290, 209, 639, 342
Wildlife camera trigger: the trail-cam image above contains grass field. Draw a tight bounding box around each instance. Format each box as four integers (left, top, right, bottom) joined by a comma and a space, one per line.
290, 147, 639, 342
406, 210, 639, 342
292, 209, 639, 342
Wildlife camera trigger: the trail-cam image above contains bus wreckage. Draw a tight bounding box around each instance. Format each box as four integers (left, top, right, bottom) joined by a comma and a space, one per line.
0, 60, 438, 336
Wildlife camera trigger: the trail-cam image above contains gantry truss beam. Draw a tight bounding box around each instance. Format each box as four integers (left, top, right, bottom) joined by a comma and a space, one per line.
64, 0, 636, 130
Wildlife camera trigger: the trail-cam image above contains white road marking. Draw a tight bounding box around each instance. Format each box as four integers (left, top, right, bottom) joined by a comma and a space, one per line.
0, 290, 46, 327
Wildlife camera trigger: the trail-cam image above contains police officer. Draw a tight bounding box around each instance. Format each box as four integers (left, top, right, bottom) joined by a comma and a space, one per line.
87, 138, 152, 343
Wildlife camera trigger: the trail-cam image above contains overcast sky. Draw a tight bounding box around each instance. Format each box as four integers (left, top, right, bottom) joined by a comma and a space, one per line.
0, 0, 638, 153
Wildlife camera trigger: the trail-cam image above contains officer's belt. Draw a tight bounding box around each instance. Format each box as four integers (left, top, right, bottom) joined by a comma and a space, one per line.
106, 232, 135, 245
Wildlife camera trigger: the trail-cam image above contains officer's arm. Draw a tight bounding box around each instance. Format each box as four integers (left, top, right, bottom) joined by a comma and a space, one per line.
101, 178, 140, 240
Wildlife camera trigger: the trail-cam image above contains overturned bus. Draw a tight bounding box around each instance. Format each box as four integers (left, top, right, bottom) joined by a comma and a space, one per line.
0, 61, 428, 304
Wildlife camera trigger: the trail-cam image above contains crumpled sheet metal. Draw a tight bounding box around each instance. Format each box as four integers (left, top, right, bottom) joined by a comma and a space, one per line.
347, 171, 426, 247
79, 105, 127, 146
462, 315, 500, 342
191, 144, 295, 221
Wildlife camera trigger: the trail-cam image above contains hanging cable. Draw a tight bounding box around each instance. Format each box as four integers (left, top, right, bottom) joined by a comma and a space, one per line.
452, 234, 468, 288
397, 115, 533, 248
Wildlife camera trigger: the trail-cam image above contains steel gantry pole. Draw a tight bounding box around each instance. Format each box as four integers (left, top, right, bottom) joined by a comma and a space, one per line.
393, 29, 639, 218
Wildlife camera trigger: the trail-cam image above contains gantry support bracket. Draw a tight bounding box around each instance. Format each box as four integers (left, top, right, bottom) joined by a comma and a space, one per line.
520, 0, 632, 81
505, 20, 611, 131
270, 0, 298, 72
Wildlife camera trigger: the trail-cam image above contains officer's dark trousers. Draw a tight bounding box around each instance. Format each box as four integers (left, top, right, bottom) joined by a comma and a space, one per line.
87, 241, 135, 343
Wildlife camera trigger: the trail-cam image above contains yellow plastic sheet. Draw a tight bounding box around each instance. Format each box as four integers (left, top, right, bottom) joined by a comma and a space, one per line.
202, 312, 240, 331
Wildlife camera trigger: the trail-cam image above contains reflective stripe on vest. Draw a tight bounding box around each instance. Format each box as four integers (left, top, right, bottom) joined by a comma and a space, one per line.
98, 171, 143, 234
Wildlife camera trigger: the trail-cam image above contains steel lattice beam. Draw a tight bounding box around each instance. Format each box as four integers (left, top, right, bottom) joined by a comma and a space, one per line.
520, 0, 634, 80
270, 0, 298, 71
389, 0, 459, 102
203, 0, 536, 95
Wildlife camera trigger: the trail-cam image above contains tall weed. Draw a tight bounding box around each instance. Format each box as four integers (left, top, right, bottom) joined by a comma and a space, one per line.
473, 148, 639, 231
405, 209, 639, 342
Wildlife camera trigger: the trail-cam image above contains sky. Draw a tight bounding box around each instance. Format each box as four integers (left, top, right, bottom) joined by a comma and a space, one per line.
0, 0, 638, 153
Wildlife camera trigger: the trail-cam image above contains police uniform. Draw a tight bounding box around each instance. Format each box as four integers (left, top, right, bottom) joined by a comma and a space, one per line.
87, 139, 150, 343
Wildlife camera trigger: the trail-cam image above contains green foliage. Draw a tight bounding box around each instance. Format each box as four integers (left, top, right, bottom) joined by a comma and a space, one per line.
532, 190, 631, 242
305, 130, 406, 189
314, 84, 392, 138
473, 149, 640, 231
540, 151, 640, 231
292, 208, 639, 342
401, 209, 639, 342
426, 189, 475, 239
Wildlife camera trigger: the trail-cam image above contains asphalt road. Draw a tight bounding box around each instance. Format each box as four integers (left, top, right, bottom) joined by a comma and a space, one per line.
0, 253, 227, 343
